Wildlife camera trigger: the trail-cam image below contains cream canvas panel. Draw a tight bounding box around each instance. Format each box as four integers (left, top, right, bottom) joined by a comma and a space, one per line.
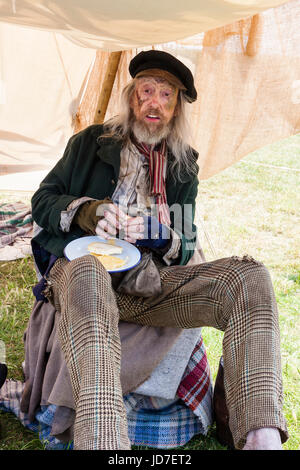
0, 22, 95, 178
0, 0, 289, 51
171, 2, 300, 178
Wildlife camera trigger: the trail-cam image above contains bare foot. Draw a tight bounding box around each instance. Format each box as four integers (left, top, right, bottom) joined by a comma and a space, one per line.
243, 427, 282, 450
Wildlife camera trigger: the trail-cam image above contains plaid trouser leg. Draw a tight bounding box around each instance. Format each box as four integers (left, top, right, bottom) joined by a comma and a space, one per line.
48, 255, 130, 450
116, 255, 288, 449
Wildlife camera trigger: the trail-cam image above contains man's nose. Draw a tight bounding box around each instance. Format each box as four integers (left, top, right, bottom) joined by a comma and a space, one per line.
148, 91, 161, 107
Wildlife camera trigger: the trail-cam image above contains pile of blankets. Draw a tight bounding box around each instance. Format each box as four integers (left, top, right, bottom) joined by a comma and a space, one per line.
0, 202, 33, 261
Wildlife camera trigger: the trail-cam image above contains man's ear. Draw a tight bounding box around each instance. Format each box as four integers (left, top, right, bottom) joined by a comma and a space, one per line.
173, 102, 179, 117
172, 89, 180, 117
129, 86, 136, 109
129, 94, 133, 109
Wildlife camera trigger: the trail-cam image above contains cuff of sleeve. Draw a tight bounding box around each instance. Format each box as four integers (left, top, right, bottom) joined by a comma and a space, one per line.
162, 228, 182, 266
60, 196, 97, 232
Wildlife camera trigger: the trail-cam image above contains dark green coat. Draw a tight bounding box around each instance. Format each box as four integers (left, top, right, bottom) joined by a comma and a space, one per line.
31, 125, 199, 266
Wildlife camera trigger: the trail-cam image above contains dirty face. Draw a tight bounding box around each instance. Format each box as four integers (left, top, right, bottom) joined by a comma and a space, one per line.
130, 76, 178, 143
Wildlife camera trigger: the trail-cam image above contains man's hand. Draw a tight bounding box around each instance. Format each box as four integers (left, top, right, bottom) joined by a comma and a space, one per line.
95, 203, 145, 243
95, 205, 170, 249
121, 216, 145, 243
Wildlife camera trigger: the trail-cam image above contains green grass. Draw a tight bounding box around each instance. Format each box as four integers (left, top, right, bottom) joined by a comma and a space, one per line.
0, 133, 299, 450
197, 133, 300, 451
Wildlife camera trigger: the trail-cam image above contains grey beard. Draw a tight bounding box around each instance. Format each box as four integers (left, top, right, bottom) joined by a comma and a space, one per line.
131, 119, 171, 146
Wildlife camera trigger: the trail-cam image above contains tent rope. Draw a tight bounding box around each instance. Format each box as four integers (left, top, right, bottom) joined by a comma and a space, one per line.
53, 33, 74, 101
239, 160, 300, 172
197, 216, 218, 259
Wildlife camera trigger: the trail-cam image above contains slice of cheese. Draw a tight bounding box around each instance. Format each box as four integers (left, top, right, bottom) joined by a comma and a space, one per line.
87, 241, 123, 256
90, 253, 127, 271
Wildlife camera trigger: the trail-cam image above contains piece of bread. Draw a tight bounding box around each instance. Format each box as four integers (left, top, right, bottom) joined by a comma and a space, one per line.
90, 254, 127, 271
87, 241, 123, 256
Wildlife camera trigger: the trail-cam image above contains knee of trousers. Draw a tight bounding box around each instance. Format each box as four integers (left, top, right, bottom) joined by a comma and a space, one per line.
227, 255, 272, 283
68, 254, 112, 285
221, 255, 276, 321
58, 255, 117, 317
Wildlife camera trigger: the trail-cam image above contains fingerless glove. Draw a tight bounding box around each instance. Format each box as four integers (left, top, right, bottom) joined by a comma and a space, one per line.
73, 198, 113, 234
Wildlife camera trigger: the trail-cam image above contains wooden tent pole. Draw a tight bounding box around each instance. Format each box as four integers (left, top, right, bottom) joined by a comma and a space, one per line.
74, 50, 122, 133
93, 51, 122, 124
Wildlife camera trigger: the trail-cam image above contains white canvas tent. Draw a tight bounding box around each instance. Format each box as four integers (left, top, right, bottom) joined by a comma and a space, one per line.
0, 0, 299, 191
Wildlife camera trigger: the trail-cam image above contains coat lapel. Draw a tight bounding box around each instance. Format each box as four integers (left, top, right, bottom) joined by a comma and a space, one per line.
96, 139, 121, 182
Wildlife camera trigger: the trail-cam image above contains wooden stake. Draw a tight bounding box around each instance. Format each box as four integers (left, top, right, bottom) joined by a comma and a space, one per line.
74, 50, 122, 133
94, 51, 122, 124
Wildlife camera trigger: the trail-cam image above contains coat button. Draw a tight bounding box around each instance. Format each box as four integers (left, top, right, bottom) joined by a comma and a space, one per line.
111, 179, 115, 185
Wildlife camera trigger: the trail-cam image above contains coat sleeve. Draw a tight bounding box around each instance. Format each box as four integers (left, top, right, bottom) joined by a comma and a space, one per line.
172, 176, 199, 266
31, 134, 81, 236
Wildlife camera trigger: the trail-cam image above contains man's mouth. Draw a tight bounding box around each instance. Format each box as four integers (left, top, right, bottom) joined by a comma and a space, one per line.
145, 114, 160, 122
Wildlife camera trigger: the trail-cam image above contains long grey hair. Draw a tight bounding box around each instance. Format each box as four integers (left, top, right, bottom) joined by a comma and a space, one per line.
101, 78, 198, 181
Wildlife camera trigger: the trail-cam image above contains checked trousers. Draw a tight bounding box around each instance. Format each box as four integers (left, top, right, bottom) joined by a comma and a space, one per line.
47, 253, 288, 450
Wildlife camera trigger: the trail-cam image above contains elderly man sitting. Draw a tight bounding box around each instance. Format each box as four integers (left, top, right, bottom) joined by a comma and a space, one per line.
29, 50, 288, 450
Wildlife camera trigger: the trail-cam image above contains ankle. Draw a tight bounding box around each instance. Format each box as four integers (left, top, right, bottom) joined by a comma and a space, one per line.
244, 427, 282, 450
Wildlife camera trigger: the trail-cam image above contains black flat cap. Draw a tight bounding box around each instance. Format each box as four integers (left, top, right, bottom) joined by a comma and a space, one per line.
129, 50, 197, 103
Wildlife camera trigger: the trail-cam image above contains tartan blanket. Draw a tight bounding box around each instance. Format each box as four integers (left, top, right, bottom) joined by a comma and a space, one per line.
0, 337, 213, 449
0, 202, 33, 260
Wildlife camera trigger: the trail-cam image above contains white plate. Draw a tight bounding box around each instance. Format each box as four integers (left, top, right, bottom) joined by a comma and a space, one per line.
64, 236, 141, 273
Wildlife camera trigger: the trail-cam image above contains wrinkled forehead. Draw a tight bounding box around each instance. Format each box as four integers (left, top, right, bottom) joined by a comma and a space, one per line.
135, 68, 186, 92
135, 76, 176, 93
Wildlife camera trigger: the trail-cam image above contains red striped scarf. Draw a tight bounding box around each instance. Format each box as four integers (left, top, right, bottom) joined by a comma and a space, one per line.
134, 140, 171, 227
